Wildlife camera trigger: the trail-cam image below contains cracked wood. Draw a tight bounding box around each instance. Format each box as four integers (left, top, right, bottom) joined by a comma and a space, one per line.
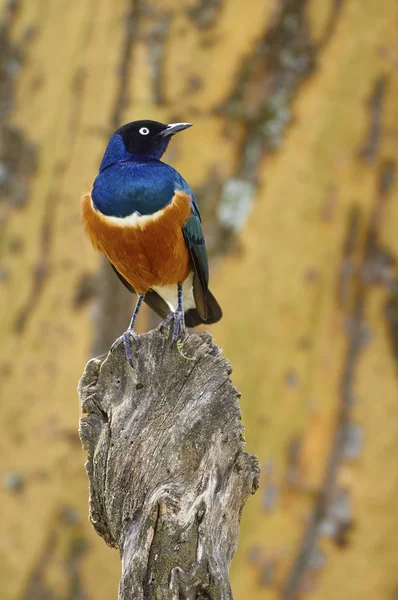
78, 322, 260, 600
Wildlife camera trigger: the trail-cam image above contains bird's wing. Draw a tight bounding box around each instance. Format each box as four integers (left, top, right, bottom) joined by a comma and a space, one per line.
171, 169, 209, 320
181, 200, 209, 320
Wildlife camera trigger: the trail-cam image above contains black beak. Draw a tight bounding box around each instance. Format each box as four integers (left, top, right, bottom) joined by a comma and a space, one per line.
159, 122, 192, 138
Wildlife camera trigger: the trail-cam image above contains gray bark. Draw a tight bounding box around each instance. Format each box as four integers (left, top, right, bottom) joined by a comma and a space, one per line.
78, 322, 260, 600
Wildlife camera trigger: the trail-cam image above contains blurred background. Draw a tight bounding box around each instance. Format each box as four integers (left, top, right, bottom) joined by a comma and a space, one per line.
0, 0, 398, 598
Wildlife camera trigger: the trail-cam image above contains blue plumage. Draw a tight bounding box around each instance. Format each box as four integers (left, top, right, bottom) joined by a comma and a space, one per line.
92, 134, 197, 219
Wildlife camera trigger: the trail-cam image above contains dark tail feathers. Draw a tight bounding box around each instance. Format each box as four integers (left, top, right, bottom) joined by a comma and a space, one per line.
185, 289, 222, 328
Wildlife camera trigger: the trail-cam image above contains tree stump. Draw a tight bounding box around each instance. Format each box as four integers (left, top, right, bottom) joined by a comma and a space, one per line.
78, 322, 260, 600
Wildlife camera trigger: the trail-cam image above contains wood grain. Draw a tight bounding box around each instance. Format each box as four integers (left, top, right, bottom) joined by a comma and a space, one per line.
78, 322, 260, 599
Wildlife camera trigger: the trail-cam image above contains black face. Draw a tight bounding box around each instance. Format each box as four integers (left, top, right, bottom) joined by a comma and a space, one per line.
115, 120, 192, 158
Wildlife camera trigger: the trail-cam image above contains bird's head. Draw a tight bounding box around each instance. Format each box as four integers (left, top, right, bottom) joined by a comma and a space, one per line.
99, 120, 192, 171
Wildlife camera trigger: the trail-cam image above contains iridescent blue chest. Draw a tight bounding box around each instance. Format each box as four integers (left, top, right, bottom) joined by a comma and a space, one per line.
92, 135, 194, 221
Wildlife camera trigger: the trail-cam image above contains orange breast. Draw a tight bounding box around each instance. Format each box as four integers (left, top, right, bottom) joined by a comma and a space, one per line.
81, 190, 193, 293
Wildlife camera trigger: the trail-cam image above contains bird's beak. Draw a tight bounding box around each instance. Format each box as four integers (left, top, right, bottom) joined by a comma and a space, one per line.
159, 122, 192, 138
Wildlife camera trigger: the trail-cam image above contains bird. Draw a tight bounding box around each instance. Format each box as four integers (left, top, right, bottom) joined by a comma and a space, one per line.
81, 119, 222, 365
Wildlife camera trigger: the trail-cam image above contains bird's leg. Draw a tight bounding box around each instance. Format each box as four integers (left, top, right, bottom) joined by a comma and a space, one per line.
123, 293, 145, 366
127, 293, 145, 331
172, 282, 186, 346
159, 312, 174, 327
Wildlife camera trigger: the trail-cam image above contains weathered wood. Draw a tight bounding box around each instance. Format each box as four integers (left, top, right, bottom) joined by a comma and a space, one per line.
78, 322, 260, 600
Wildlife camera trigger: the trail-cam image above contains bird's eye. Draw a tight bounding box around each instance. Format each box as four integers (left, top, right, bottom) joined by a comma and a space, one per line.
139, 127, 150, 135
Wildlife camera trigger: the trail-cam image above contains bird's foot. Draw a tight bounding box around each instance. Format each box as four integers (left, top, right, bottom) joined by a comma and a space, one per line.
123, 330, 140, 367
171, 309, 186, 347
110, 335, 123, 353
110, 330, 139, 368
159, 312, 174, 330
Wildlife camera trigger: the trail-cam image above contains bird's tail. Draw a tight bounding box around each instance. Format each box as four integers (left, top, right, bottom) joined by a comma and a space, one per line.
185, 289, 222, 328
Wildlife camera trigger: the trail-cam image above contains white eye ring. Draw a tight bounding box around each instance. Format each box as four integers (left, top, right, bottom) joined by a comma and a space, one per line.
139, 127, 150, 135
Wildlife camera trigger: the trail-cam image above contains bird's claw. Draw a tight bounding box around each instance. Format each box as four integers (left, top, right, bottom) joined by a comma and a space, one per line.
159, 312, 174, 330
171, 309, 186, 347
110, 335, 124, 353
123, 330, 140, 367
110, 330, 140, 368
